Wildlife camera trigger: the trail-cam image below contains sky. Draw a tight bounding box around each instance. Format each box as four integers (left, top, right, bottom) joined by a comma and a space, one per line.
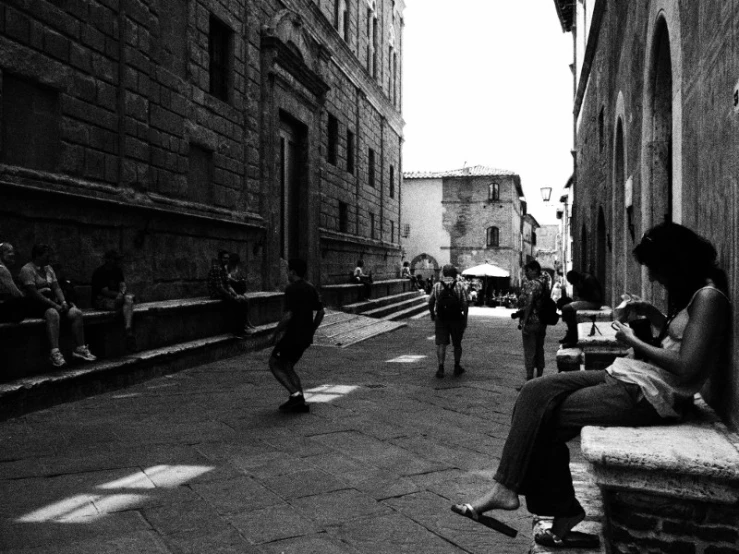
401, 0, 573, 226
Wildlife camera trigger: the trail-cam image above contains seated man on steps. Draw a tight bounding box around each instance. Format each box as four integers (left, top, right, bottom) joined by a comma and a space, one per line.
0, 242, 28, 323
208, 250, 254, 338
19, 244, 96, 368
92, 250, 137, 352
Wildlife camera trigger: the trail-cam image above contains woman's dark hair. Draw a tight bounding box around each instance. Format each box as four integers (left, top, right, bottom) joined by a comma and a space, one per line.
229, 252, 241, 267
633, 222, 727, 310
356, 259, 364, 268
31, 243, 51, 259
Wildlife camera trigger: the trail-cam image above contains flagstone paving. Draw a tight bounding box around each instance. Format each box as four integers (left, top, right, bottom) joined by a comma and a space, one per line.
0, 307, 571, 553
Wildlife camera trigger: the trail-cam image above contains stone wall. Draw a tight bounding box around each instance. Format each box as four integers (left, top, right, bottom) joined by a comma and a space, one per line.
574, 0, 739, 428
0, 0, 405, 298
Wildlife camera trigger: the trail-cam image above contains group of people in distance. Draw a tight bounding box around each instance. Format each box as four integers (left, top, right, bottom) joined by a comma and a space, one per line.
0, 243, 136, 368
449, 222, 731, 549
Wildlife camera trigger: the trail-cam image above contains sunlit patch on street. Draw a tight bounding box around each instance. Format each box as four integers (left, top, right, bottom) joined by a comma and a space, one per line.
16, 465, 214, 523
304, 384, 360, 403
386, 354, 427, 363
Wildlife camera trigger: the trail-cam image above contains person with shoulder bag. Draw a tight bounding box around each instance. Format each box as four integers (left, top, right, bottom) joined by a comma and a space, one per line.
428, 264, 469, 379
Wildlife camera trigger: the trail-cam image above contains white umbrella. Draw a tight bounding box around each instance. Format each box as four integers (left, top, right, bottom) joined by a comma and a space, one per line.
461, 263, 510, 278
462, 263, 510, 306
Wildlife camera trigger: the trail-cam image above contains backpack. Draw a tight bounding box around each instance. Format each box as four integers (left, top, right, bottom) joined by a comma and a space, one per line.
540, 295, 560, 326
436, 281, 463, 320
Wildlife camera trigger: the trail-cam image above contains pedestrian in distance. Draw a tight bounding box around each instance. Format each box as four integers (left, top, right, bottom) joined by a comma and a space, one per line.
269, 258, 325, 413
19, 244, 96, 368
451, 222, 731, 549
559, 270, 604, 347
428, 264, 468, 378
0, 242, 28, 323
352, 259, 373, 300
514, 260, 548, 383
92, 250, 137, 352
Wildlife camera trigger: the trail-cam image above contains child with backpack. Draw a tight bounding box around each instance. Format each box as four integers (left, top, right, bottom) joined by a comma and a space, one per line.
428, 264, 469, 378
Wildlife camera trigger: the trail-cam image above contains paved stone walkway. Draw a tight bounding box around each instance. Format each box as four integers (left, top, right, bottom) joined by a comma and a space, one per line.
0, 307, 572, 554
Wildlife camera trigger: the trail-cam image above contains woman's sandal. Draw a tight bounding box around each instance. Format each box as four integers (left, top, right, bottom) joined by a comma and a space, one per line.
534, 528, 600, 549
450, 504, 518, 538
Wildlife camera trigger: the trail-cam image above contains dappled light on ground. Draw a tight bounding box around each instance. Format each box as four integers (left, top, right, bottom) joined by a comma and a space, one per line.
16, 465, 214, 524
304, 384, 360, 403
386, 354, 428, 363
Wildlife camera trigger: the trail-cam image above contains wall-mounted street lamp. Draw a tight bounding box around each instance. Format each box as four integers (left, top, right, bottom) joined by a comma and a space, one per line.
540, 187, 553, 202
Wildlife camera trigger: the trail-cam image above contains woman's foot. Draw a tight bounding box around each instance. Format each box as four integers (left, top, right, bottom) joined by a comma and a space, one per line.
550, 510, 586, 538
460, 481, 520, 514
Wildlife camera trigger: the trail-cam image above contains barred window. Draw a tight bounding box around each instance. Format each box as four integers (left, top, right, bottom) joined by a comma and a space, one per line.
208, 16, 232, 102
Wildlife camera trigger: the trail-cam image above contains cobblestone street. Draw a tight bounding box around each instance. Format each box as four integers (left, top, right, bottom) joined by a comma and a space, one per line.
0, 308, 567, 554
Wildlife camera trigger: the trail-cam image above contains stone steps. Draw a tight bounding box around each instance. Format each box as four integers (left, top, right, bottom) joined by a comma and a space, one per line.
0, 324, 277, 421
313, 310, 406, 348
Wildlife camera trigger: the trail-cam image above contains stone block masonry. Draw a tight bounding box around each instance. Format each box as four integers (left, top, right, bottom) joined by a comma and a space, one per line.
0, 0, 406, 298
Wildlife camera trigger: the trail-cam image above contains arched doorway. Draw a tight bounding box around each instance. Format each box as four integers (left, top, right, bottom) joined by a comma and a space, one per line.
409, 253, 439, 281
646, 17, 673, 310
614, 117, 627, 295
651, 18, 673, 226
596, 207, 607, 304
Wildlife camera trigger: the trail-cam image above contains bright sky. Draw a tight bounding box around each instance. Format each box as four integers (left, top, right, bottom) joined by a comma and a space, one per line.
402, 0, 573, 225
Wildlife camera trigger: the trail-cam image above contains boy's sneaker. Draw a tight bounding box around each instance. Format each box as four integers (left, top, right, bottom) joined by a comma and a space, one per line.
72, 345, 97, 362
279, 394, 309, 413
49, 350, 67, 368
453, 365, 466, 376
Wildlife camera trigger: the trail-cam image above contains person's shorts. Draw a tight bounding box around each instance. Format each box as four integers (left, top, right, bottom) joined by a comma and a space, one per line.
435, 318, 465, 347
271, 336, 310, 364
95, 297, 125, 311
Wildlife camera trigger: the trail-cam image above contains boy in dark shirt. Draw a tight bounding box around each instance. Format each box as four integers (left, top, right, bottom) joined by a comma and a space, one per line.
269, 258, 325, 413
92, 250, 136, 350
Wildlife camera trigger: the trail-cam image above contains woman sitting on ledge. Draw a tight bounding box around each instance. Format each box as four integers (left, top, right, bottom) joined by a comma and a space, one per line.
452, 222, 731, 548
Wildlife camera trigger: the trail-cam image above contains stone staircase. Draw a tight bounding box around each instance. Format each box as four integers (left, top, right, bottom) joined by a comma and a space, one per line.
320, 279, 428, 321
313, 310, 407, 348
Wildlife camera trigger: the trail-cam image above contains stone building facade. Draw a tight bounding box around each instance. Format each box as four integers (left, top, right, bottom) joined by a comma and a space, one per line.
0, 0, 404, 301
554, 0, 739, 429
401, 166, 530, 288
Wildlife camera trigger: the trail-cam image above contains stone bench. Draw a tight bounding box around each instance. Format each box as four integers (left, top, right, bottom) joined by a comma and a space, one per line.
576, 321, 630, 371
0, 293, 284, 381
575, 307, 613, 324
582, 395, 739, 552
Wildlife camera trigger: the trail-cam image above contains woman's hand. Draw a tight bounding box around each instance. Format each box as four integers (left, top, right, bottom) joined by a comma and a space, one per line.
612, 321, 636, 346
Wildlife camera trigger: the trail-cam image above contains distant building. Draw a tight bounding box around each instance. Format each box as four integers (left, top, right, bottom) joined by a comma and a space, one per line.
401, 166, 532, 288
0, 0, 405, 299
535, 223, 562, 279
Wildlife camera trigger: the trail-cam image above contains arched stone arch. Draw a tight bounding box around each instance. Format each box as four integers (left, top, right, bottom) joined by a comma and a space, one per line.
641, 2, 683, 301
409, 253, 439, 280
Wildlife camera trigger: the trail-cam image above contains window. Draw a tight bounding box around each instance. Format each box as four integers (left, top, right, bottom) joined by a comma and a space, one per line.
403, 223, 410, 238
366, 8, 372, 72
488, 182, 500, 201
327, 114, 338, 165
392, 52, 398, 107
389, 165, 395, 198
1, 75, 60, 171
390, 220, 395, 243
486, 226, 500, 248
208, 16, 232, 102
337, 0, 350, 41
368, 148, 375, 187
370, 212, 376, 239
339, 201, 349, 233
188, 144, 213, 204
346, 130, 355, 174
371, 14, 378, 78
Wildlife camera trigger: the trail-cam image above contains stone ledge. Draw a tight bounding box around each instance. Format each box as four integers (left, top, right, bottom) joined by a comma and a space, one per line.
582, 395, 739, 504
575, 307, 613, 324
